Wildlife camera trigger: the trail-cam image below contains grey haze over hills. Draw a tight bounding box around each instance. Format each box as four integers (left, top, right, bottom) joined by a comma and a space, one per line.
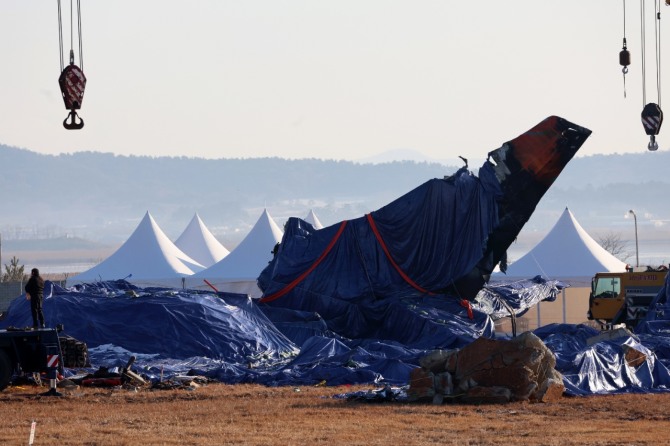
2, 143, 670, 265
356, 148, 484, 168
1, 144, 452, 246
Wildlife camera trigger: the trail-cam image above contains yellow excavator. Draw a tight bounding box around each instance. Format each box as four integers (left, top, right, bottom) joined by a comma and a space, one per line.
588, 266, 668, 329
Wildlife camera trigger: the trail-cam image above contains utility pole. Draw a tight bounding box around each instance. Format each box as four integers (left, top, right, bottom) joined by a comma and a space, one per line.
628, 210, 639, 268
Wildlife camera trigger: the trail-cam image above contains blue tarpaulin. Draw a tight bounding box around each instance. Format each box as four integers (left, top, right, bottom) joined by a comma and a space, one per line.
1, 280, 492, 386
474, 275, 564, 320
257, 168, 502, 341
534, 323, 670, 395
2, 281, 297, 365
4, 275, 669, 395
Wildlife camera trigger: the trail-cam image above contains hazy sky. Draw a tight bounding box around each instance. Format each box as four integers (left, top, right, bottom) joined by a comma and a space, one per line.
1, 1, 667, 161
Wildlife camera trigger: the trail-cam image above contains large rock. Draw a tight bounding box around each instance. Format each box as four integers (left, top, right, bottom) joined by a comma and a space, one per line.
409, 332, 565, 404
407, 368, 435, 402
419, 349, 457, 374
407, 367, 455, 404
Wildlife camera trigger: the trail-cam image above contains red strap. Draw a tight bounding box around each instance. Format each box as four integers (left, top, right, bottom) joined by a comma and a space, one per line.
203, 279, 219, 293
260, 221, 348, 303
366, 214, 434, 295
460, 299, 474, 320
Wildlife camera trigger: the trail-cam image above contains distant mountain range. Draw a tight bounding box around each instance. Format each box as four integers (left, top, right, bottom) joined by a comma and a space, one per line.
2, 143, 669, 257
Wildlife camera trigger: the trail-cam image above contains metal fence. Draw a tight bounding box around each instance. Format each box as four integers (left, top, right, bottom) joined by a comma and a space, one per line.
0, 281, 68, 314
0, 282, 24, 314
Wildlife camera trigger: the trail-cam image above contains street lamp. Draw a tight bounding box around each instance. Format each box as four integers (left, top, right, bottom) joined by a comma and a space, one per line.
628, 209, 639, 268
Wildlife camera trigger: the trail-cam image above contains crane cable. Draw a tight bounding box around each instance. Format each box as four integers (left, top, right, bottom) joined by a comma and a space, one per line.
621, 0, 631, 98
77, 0, 84, 72
57, 0, 63, 73
642, 0, 664, 108
641, 0, 647, 105
57, 0, 83, 70
654, 0, 661, 108
639, 0, 664, 151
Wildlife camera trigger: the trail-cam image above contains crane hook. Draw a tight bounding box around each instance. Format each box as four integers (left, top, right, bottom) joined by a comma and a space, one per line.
58, 51, 86, 130
63, 110, 84, 130
641, 103, 663, 151
620, 38, 631, 97
648, 135, 659, 151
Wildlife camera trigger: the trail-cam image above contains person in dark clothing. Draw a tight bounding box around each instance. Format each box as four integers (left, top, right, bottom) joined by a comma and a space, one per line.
25, 268, 45, 329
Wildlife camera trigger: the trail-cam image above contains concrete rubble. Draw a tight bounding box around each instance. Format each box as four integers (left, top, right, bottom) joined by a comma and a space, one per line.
408, 332, 565, 404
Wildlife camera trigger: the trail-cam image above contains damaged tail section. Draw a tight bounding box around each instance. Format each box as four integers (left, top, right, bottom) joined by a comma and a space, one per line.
449, 116, 592, 300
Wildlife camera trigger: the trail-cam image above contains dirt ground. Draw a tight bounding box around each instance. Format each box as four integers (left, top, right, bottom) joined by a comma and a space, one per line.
1, 382, 670, 445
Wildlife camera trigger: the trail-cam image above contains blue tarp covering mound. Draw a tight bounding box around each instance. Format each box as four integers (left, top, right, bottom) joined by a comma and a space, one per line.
535, 323, 670, 395
0, 281, 487, 385
5, 276, 670, 395
0, 277, 560, 387
1, 281, 298, 368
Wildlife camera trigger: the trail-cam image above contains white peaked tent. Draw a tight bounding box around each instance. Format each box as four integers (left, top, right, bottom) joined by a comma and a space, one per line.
68, 212, 205, 288
495, 207, 627, 285
304, 209, 324, 229
190, 209, 284, 297
175, 213, 230, 268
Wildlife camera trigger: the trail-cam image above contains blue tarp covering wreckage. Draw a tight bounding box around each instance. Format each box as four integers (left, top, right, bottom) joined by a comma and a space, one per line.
4, 115, 670, 395
0, 278, 562, 387
5, 276, 670, 395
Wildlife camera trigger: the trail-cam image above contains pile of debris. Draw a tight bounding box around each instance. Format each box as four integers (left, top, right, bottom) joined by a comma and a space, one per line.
408, 332, 564, 404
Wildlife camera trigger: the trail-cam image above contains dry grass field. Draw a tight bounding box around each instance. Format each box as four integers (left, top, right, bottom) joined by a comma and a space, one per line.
1, 382, 670, 445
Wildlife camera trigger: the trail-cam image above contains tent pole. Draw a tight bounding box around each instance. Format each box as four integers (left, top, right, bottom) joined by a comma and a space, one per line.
537, 302, 541, 329
562, 288, 567, 323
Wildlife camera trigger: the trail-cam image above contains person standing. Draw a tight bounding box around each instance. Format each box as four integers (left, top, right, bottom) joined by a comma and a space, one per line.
25, 268, 45, 329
